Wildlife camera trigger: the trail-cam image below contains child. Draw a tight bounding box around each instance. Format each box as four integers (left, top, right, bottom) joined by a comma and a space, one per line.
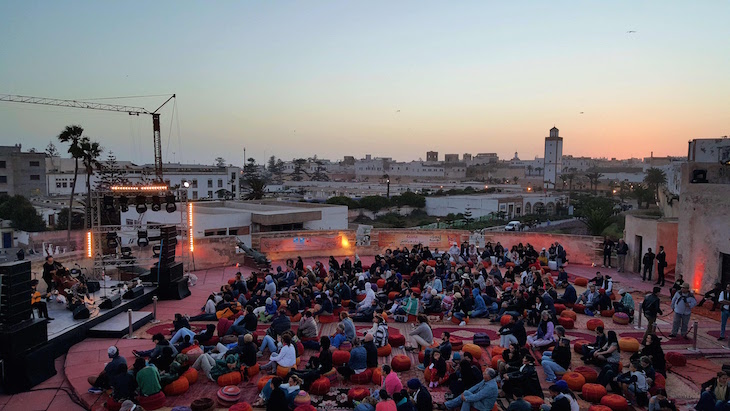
428, 351, 447, 388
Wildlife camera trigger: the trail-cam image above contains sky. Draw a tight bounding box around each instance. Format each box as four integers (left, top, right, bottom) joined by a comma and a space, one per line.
1, 1, 729, 166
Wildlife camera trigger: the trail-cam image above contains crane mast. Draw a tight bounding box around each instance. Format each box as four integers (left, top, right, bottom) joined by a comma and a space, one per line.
0, 93, 176, 182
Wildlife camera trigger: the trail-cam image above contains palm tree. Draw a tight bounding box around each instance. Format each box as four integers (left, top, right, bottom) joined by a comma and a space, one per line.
559, 174, 568, 190
585, 168, 604, 193
644, 168, 667, 203
243, 176, 267, 200
80, 138, 103, 228
527, 165, 533, 176
58, 125, 85, 245
535, 167, 543, 176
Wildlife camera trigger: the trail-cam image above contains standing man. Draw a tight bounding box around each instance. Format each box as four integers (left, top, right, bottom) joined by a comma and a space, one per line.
602, 237, 615, 268
669, 283, 697, 339
656, 246, 667, 286
555, 242, 566, 269
641, 287, 663, 342
642, 248, 656, 282
615, 239, 629, 273
718, 284, 730, 341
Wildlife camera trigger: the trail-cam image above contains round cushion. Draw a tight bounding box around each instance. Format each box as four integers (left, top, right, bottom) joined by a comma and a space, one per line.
573, 339, 591, 354
554, 303, 566, 314
573, 304, 586, 314
218, 371, 242, 387
377, 344, 392, 357
257, 375, 275, 391
182, 345, 204, 364
562, 372, 586, 391
560, 310, 577, 321
666, 351, 687, 367
351, 368, 373, 384
229, 402, 253, 411
377, 278, 386, 288
411, 287, 421, 295
463, 343, 482, 360
390, 334, 406, 347
574, 278, 588, 286
581, 383, 607, 403
372, 367, 383, 385
276, 366, 291, 378
218, 385, 241, 403
333, 350, 351, 366
182, 367, 199, 384
586, 318, 604, 331
342, 300, 351, 307
502, 282, 513, 291
600, 309, 615, 318
609, 292, 617, 301
612, 312, 630, 325
489, 346, 505, 357
650, 373, 666, 396
388, 291, 399, 301
574, 366, 599, 383
293, 390, 311, 407
106, 398, 123, 411
356, 294, 366, 302
290, 313, 302, 322
450, 337, 464, 351
347, 387, 370, 402
339, 341, 353, 352
323, 368, 338, 382
191, 398, 215, 411
558, 316, 575, 329
136, 391, 167, 410
418, 350, 425, 363
319, 314, 337, 323
600, 394, 629, 411
245, 363, 261, 377
391, 355, 412, 372
588, 406, 612, 411
524, 395, 544, 411
164, 376, 190, 396
500, 315, 512, 326
451, 315, 462, 325
618, 337, 640, 353
427, 260, 437, 267
491, 355, 502, 369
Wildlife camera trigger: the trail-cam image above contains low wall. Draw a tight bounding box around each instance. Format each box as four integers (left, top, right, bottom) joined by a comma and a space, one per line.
483, 232, 603, 265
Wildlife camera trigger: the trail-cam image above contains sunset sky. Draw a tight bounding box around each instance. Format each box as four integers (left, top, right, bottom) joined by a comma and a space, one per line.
1, 1, 729, 165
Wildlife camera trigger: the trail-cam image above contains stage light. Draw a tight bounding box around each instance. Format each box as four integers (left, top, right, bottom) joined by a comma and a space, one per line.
87, 231, 92, 258
119, 196, 129, 212
137, 230, 149, 247
106, 232, 119, 249
111, 185, 169, 191
165, 194, 177, 213
188, 202, 194, 252
121, 247, 132, 258
182, 180, 190, 188
151, 195, 162, 212
152, 244, 161, 257
103, 195, 115, 213
135, 195, 147, 213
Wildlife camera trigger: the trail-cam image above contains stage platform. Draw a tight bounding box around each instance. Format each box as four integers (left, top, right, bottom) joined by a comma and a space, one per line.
88, 310, 153, 338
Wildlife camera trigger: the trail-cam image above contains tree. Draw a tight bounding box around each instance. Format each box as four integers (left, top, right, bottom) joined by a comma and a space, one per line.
80, 138, 103, 228
97, 151, 130, 190
572, 194, 616, 235
632, 185, 654, 209
242, 157, 259, 179
535, 167, 543, 176
215, 157, 226, 167
559, 174, 568, 190
644, 168, 667, 204
56, 208, 84, 230
390, 191, 426, 208
359, 195, 391, 212
326, 196, 360, 209
58, 125, 85, 243
512, 176, 519, 183
311, 160, 329, 181
0, 194, 46, 232
292, 158, 308, 181
242, 176, 267, 200
585, 168, 604, 193
45, 141, 59, 158
527, 165, 533, 176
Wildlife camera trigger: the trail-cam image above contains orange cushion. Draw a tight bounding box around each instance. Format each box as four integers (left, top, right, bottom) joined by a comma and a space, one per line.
572, 339, 591, 354
491, 355, 502, 369
351, 368, 373, 384
600, 394, 629, 411
276, 366, 291, 378
600, 309, 615, 318
418, 350, 425, 363
560, 310, 577, 320
665, 351, 687, 367
524, 396, 544, 411
502, 282, 513, 291
136, 392, 166, 410
581, 383, 607, 403
561, 372, 586, 391
391, 355, 412, 372
558, 317, 575, 329
554, 303, 566, 314
462, 343, 482, 360
388, 291, 399, 301
489, 346, 505, 357
229, 403, 253, 411
573, 304, 585, 314
348, 387, 370, 401
377, 344, 392, 357
257, 375, 275, 391
588, 406, 612, 411
586, 318, 604, 331
218, 371, 242, 387
245, 363, 261, 377
574, 366, 599, 383
319, 314, 336, 323
574, 278, 588, 286
450, 337, 464, 351
163, 376, 190, 396
618, 337, 640, 352
612, 312, 630, 324
106, 398, 123, 411
310, 376, 331, 396
372, 367, 383, 385
500, 315, 512, 326
333, 350, 351, 366
291, 313, 302, 322
377, 279, 386, 288
390, 333, 406, 347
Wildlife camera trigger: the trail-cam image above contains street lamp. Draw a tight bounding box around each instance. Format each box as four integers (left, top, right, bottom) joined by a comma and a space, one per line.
386, 178, 390, 198
436, 217, 440, 228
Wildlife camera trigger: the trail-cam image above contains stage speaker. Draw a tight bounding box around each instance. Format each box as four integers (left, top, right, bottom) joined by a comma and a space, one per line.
72, 305, 90, 320
159, 278, 190, 300
151, 261, 184, 287
159, 225, 178, 265
0, 319, 47, 356
0, 260, 31, 276
1, 343, 57, 394
123, 285, 145, 300
0, 260, 32, 325
99, 293, 122, 309
86, 280, 101, 293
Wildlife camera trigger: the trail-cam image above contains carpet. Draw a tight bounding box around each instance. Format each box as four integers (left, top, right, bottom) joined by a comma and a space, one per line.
693, 304, 722, 321
619, 331, 689, 345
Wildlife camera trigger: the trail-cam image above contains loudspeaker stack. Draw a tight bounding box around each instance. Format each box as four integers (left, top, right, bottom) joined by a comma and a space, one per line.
0, 260, 32, 325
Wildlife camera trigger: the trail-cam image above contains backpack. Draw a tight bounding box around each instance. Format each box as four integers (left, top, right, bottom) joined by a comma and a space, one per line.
473, 332, 491, 347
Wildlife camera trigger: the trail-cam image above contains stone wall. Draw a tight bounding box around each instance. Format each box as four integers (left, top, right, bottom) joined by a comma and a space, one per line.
482, 232, 603, 265
624, 215, 678, 275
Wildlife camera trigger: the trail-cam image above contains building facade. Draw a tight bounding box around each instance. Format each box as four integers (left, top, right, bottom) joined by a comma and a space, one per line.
0, 145, 47, 198
543, 127, 563, 189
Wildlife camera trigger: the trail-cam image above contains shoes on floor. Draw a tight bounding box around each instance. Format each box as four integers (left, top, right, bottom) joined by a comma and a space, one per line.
417, 364, 425, 371
719, 337, 726, 341
668, 334, 677, 338
459, 321, 466, 327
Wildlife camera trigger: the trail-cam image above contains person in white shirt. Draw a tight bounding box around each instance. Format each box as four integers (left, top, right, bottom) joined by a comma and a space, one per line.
356, 283, 376, 312
620, 361, 648, 405
261, 333, 296, 373
718, 283, 730, 340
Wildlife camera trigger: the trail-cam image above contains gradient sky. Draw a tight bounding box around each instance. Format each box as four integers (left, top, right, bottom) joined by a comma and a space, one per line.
1, 1, 729, 166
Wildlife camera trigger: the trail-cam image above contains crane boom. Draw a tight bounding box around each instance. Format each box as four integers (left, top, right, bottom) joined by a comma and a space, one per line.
0, 93, 175, 182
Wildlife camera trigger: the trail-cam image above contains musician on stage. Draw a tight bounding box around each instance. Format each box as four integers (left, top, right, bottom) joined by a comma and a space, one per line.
42, 256, 63, 292
31, 279, 54, 320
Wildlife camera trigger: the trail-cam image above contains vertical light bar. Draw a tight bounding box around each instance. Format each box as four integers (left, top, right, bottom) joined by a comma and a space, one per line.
86, 231, 92, 258
188, 202, 194, 252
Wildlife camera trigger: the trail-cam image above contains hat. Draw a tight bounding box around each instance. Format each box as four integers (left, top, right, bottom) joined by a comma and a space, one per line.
452, 352, 461, 361
431, 289, 438, 296
359, 275, 365, 281
120, 401, 137, 411
682, 283, 690, 289
618, 289, 626, 295
461, 273, 470, 279
599, 288, 606, 295
306, 265, 312, 270
190, 398, 215, 411
454, 292, 462, 299
266, 297, 273, 305
407, 378, 421, 389
108, 346, 118, 358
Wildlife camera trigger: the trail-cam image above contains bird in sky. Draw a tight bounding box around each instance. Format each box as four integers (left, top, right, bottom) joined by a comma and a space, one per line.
580, 112, 584, 114
395, 109, 401, 112
626, 30, 637, 33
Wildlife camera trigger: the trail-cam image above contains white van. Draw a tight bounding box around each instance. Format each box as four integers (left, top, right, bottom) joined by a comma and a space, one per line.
504, 221, 521, 231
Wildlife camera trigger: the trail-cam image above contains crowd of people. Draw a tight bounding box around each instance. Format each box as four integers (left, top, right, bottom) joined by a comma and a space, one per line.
84, 238, 709, 411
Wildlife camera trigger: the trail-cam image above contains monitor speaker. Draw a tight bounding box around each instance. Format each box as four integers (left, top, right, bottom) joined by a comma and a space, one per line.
72, 305, 90, 320
86, 280, 101, 293
159, 277, 190, 300
123, 285, 145, 300
99, 293, 122, 309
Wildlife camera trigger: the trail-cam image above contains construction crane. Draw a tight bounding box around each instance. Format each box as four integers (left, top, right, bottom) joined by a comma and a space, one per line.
0, 93, 176, 182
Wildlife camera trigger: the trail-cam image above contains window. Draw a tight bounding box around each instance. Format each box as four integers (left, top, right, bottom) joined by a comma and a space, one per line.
192, 179, 198, 188
56, 183, 62, 188
62, 182, 67, 188
218, 179, 223, 188
207, 180, 213, 188
208, 191, 213, 198
30, 175, 40, 181
29, 161, 40, 167
0, 176, 6, 183
231, 172, 236, 181
192, 191, 198, 200
0, 161, 5, 168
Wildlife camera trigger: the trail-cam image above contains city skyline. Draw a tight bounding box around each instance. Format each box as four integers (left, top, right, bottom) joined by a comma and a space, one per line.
1, 1, 728, 165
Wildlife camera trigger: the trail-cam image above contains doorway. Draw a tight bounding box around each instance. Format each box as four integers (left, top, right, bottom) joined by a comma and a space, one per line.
634, 235, 643, 273
721, 252, 730, 286
2, 232, 11, 249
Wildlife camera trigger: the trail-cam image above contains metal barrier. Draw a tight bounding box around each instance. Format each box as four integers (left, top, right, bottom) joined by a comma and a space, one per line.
150, 296, 160, 324
688, 320, 700, 352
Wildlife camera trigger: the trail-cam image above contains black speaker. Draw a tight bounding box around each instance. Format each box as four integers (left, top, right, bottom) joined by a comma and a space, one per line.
1, 343, 57, 393
0, 261, 32, 325
0, 260, 31, 276
123, 285, 145, 300
72, 305, 90, 320
159, 277, 190, 300
0, 319, 47, 356
86, 280, 101, 293
159, 225, 178, 265
151, 261, 184, 287
99, 293, 122, 309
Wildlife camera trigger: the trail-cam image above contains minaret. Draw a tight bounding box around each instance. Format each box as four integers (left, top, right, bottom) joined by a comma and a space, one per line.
543, 127, 563, 189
